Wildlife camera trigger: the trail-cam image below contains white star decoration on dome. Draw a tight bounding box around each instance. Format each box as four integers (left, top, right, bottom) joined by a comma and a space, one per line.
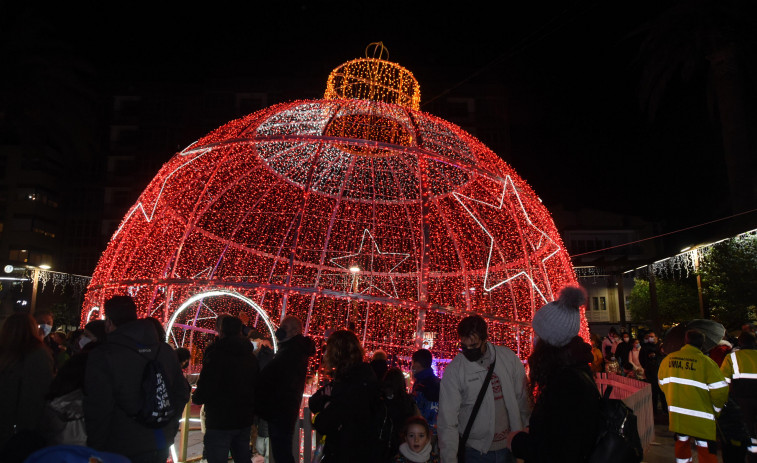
330, 229, 411, 298
114, 143, 212, 238
451, 176, 561, 303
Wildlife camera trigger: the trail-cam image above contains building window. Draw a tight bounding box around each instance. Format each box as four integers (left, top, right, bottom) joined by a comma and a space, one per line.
16, 187, 59, 208
9, 249, 29, 263
592, 296, 599, 311
32, 218, 56, 238
600, 297, 607, 310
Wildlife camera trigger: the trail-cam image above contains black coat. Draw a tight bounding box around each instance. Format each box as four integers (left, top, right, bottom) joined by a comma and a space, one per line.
309, 362, 380, 463
256, 334, 315, 428
511, 365, 601, 463
639, 342, 662, 380
84, 319, 190, 458
193, 335, 259, 430
614, 341, 633, 365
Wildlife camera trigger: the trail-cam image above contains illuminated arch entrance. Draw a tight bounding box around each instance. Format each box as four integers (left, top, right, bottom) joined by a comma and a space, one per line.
84, 307, 103, 323
165, 289, 279, 353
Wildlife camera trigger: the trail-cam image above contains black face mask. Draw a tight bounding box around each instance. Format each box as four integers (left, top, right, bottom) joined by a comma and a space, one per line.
461, 345, 484, 362
275, 327, 287, 341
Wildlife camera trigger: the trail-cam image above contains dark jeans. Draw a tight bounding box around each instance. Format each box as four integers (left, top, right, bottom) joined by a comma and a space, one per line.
204, 426, 252, 463
268, 420, 296, 463
735, 397, 757, 463
129, 448, 170, 463
648, 378, 667, 413
464, 446, 515, 463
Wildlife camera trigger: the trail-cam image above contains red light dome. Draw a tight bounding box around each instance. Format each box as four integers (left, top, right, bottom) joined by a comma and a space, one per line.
83, 54, 584, 361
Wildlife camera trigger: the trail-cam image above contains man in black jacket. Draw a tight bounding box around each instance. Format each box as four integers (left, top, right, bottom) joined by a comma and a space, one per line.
85, 296, 190, 463
193, 315, 259, 463
640, 331, 667, 416
256, 316, 315, 463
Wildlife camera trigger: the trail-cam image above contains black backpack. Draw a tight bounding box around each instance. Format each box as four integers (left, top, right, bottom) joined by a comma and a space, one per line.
588, 385, 644, 463
119, 342, 179, 429
717, 397, 751, 446
370, 394, 394, 462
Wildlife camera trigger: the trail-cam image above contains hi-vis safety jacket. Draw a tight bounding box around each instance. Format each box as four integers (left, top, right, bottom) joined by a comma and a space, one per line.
720, 347, 757, 398
658, 344, 729, 441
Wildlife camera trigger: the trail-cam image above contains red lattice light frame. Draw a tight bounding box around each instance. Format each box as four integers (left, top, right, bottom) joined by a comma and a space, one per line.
83, 58, 587, 364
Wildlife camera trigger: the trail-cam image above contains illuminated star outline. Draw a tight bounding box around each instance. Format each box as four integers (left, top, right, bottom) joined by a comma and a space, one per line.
451, 175, 561, 302
114, 142, 212, 238
330, 229, 411, 298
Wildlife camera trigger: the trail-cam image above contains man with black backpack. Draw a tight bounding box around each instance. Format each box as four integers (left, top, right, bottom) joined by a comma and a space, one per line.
84, 296, 190, 463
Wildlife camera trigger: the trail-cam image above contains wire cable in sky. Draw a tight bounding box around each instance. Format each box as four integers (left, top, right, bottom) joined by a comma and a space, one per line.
569, 208, 757, 257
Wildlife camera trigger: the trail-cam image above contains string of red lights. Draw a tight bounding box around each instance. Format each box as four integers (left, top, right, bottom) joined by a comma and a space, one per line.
83, 57, 586, 365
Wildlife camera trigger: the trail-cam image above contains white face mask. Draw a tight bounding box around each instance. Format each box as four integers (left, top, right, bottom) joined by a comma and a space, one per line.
40, 324, 52, 337
78, 336, 92, 349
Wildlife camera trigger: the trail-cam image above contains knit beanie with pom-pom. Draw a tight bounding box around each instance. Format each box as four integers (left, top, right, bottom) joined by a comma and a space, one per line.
532, 286, 587, 347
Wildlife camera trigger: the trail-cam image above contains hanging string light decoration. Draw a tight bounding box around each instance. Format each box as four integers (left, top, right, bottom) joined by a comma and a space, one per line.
83, 44, 586, 363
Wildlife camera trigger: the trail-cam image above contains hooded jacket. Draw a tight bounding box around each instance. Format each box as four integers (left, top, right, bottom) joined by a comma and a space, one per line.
192, 334, 259, 429
437, 342, 530, 462
256, 333, 315, 428
658, 344, 729, 441
84, 319, 190, 458
412, 367, 441, 432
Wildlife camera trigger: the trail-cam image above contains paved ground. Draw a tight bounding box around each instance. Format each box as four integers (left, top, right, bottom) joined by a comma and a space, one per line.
645, 423, 727, 463
644, 424, 677, 463
174, 413, 729, 463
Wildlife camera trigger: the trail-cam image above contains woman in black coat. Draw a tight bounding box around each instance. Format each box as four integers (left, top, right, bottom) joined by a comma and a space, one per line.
509, 287, 601, 463
309, 330, 381, 463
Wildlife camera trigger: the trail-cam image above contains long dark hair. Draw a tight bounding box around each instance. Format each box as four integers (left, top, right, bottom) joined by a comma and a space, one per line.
528, 335, 593, 397
323, 330, 364, 380
0, 313, 46, 373
382, 367, 410, 399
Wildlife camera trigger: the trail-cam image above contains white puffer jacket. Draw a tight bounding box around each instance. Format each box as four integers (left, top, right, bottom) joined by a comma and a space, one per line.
438, 342, 531, 462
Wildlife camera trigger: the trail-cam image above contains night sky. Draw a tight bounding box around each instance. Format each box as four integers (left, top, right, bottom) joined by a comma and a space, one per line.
3, 1, 756, 256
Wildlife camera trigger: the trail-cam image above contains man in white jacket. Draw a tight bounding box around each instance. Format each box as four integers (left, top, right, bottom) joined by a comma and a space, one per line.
438, 315, 530, 463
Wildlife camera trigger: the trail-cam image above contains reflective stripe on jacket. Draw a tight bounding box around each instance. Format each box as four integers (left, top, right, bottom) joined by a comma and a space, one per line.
720, 348, 757, 398
658, 344, 729, 441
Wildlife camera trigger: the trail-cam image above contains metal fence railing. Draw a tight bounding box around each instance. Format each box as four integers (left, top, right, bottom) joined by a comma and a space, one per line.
173, 373, 655, 462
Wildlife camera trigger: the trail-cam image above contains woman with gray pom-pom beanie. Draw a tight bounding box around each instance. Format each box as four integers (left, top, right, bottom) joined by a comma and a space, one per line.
508, 286, 602, 463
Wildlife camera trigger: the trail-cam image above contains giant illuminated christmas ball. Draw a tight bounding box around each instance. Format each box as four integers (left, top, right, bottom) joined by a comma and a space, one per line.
83, 52, 586, 361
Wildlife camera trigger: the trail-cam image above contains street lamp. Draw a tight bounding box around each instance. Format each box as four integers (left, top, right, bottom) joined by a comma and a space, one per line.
347, 266, 360, 330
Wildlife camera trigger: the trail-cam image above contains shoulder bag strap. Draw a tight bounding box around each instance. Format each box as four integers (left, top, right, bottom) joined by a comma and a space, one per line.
460, 357, 496, 449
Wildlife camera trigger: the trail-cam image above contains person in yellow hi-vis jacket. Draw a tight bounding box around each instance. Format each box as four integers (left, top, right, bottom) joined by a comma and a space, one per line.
721, 331, 757, 462
658, 329, 729, 463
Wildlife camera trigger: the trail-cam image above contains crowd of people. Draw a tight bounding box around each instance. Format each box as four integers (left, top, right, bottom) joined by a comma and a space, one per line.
591, 319, 757, 463
0, 290, 755, 463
